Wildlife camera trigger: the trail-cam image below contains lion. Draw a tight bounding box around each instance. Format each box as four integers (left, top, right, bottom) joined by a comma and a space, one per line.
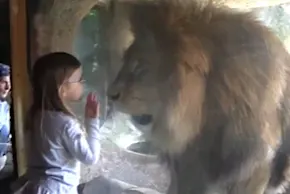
107, 1, 290, 194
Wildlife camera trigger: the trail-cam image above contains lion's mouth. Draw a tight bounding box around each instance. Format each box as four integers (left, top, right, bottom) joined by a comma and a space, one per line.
131, 114, 153, 125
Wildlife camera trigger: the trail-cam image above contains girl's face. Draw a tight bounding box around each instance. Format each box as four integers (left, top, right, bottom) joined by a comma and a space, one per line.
60, 67, 84, 102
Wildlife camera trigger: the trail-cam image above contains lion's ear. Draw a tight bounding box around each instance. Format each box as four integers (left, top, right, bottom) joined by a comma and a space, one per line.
129, 5, 149, 37
129, 2, 164, 39
127, 3, 158, 51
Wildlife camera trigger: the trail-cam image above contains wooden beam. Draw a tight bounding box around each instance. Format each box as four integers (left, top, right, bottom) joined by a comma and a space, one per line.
10, 0, 31, 176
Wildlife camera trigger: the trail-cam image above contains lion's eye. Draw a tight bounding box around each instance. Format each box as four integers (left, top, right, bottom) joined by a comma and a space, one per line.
130, 60, 138, 72
134, 65, 145, 75
131, 60, 146, 76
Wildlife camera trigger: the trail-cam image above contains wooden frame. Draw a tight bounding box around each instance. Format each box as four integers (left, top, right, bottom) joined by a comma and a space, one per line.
10, 0, 31, 176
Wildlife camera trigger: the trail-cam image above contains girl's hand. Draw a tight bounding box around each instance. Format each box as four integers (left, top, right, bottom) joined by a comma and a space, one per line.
85, 92, 99, 118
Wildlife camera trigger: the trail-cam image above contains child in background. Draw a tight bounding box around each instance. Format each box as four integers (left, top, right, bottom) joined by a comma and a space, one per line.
0, 63, 11, 172
13, 52, 101, 194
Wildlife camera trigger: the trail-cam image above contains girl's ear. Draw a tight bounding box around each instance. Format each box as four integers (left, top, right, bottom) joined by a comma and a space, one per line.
59, 85, 67, 99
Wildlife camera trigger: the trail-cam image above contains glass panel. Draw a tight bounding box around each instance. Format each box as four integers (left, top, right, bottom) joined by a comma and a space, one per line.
26, 1, 168, 193
25, 1, 290, 194
73, 6, 169, 192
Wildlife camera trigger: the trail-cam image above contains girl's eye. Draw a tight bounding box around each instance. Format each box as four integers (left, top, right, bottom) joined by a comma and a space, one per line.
67, 77, 86, 83
79, 76, 86, 83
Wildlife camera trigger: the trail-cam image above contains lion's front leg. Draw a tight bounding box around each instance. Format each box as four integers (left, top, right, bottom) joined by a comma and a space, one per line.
166, 156, 212, 194
168, 163, 271, 194
227, 162, 271, 194
166, 152, 272, 194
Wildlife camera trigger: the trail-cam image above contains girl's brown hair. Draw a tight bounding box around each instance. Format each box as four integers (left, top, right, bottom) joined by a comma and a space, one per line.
28, 52, 81, 127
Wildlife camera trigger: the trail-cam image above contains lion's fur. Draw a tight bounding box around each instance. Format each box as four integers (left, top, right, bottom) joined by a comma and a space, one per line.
108, 1, 290, 193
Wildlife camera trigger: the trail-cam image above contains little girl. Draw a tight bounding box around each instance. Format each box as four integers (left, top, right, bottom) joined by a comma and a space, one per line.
13, 52, 101, 194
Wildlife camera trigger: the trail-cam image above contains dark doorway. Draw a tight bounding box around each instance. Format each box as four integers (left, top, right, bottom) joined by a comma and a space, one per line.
0, 0, 17, 193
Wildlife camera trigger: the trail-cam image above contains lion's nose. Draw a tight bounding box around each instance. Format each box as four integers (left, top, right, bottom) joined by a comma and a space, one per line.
107, 80, 124, 101
109, 92, 121, 101
107, 86, 122, 101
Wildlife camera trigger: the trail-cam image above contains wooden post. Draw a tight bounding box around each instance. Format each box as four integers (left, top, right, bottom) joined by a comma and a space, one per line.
10, 0, 31, 176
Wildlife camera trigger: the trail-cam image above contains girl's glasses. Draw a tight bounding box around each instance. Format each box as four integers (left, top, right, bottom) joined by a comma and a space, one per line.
66, 78, 86, 84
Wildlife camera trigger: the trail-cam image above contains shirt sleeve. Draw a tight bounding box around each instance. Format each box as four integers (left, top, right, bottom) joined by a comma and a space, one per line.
0, 102, 9, 132
61, 118, 101, 165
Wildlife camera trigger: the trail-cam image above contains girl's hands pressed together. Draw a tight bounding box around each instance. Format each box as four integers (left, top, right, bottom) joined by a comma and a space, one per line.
85, 92, 99, 118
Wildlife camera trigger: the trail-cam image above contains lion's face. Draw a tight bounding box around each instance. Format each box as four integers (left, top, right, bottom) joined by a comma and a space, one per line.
107, 33, 174, 118
108, 28, 207, 153
107, 2, 213, 153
